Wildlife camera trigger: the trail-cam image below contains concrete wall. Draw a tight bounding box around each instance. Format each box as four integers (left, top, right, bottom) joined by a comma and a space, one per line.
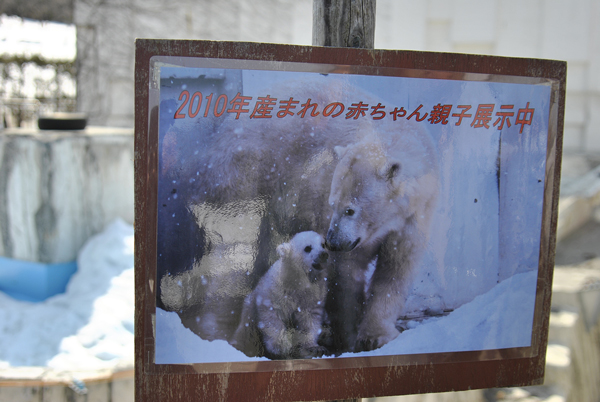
375, 0, 600, 154
0, 127, 134, 263
74, 0, 600, 153
74, 0, 312, 127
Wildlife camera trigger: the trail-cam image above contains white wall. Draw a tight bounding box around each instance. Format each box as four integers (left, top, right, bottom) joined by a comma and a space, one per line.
375, 0, 600, 153
75, 0, 600, 153
74, 0, 312, 127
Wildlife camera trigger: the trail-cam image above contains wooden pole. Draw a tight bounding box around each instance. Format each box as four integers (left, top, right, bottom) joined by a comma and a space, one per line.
312, 0, 376, 49
312, 2, 376, 401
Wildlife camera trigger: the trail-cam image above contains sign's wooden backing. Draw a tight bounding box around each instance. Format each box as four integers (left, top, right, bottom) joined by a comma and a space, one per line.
135, 39, 566, 402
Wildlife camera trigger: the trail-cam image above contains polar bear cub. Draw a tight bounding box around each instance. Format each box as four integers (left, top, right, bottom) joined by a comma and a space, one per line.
232, 231, 330, 359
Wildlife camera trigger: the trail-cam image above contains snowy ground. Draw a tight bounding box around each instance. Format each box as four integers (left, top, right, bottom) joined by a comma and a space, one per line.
0, 219, 537, 370
351, 269, 537, 357
156, 269, 538, 364
0, 220, 134, 371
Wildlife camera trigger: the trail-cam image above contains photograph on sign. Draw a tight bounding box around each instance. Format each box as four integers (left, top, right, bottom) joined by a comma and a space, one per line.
152, 60, 551, 366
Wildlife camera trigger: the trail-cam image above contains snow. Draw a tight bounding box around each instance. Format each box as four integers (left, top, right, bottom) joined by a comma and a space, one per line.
0, 228, 539, 369
156, 269, 538, 364
0, 14, 76, 60
0, 219, 134, 370
348, 269, 537, 357
0, 14, 77, 118
155, 308, 267, 364
0, 217, 537, 369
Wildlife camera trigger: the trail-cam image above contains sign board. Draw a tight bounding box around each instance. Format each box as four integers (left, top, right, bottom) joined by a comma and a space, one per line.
135, 39, 566, 401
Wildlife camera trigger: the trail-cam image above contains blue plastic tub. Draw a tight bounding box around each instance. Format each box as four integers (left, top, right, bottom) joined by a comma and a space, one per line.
0, 257, 77, 302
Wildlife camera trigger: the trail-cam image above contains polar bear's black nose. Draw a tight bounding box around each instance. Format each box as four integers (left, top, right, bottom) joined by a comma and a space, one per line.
325, 229, 335, 250
326, 228, 342, 251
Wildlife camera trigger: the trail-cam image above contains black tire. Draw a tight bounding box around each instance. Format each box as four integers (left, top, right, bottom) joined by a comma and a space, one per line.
38, 113, 87, 130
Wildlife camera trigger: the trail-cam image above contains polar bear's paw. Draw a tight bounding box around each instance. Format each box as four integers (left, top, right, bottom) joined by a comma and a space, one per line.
355, 326, 400, 352
298, 344, 329, 359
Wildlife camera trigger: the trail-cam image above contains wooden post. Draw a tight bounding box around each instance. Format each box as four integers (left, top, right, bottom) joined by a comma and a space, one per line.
312, 2, 376, 401
312, 0, 376, 49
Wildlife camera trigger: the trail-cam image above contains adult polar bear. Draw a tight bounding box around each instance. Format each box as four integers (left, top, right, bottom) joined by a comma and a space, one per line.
325, 131, 439, 352
160, 76, 439, 354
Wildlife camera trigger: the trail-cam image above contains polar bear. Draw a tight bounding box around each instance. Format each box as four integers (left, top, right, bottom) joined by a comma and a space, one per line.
158, 77, 439, 353
325, 132, 439, 352
231, 231, 330, 359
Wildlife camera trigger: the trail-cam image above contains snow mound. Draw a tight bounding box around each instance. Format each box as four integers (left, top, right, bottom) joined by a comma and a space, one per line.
345, 269, 537, 358
0, 215, 536, 369
0, 219, 134, 370
156, 269, 538, 363
155, 308, 267, 364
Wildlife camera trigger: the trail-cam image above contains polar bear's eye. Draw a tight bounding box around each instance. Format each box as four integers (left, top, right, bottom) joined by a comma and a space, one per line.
345, 208, 355, 216
304, 245, 313, 253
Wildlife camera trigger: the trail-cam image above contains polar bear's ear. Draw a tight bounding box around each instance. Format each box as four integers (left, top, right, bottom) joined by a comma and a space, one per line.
334, 145, 350, 159
381, 161, 401, 181
277, 242, 291, 258
333, 144, 356, 160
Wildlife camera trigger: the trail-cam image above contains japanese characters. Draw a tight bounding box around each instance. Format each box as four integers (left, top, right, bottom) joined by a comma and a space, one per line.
174, 89, 535, 133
